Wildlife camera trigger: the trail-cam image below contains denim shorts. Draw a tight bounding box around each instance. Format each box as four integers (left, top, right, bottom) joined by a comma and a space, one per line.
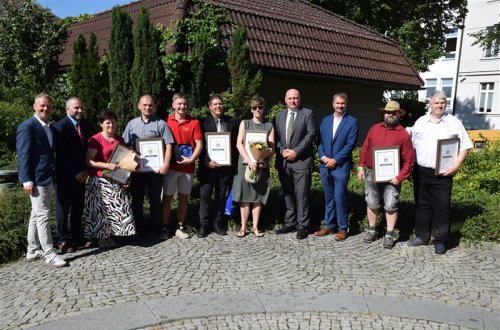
364, 169, 400, 212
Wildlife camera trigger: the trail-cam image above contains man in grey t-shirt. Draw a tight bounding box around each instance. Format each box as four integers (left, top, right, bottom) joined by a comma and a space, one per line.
123, 95, 174, 239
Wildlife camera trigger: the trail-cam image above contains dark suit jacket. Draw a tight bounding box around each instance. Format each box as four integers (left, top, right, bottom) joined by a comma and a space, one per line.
16, 116, 56, 187
198, 114, 239, 179
317, 113, 359, 174
273, 107, 317, 170
55, 116, 91, 181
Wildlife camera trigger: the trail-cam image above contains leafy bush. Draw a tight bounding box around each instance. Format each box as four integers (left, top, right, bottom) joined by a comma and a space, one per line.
460, 193, 500, 243
0, 101, 32, 169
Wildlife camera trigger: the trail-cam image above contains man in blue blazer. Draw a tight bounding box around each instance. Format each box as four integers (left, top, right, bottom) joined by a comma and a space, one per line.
17, 93, 67, 267
315, 92, 358, 241
54, 97, 91, 253
273, 89, 317, 239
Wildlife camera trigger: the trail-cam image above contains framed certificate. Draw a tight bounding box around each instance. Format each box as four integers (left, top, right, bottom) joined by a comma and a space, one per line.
205, 132, 231, 166
103, 143, 133, 185
372, 146, 400, 182
244, 130, 268, 163
136, 138, 164, 172
435, 138, 460, 175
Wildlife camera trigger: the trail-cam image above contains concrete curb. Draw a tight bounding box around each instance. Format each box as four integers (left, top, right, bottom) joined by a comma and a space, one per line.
29, 292, 499, 329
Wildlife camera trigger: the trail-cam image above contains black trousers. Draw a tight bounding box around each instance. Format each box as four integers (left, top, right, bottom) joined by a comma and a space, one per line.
130, 172, 163, 235
413, 165, 453, 243
199, 173, 232, 229
56, 178, 86, 244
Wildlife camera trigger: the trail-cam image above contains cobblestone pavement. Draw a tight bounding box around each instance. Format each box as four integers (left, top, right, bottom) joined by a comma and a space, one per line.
1, 232, 499, 329
140, 311, 476, 330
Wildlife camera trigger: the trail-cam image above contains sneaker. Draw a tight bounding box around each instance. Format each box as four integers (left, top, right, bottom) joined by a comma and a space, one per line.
408, 237, 427, 247
363, 231, 377, 243
175, 226, 190, 239
159, 227, 169, 240
26, 250, 44, 262
383, 235, 394, 249
45, 254, 67, 267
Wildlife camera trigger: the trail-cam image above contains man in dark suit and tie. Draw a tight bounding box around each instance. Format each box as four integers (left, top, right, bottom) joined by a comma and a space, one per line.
273, 89, 317, 239
198, 95, 239, 237
54, 97, 91, 253
17, 93, 67, 267
315, 92, 358, 241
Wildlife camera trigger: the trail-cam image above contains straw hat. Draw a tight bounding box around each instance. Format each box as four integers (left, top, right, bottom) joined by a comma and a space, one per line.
379, 101, 405, 116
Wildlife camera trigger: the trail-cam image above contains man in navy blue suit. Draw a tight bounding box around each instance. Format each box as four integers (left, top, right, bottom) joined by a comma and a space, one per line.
55, 97, 91, 253
17, 93, 67, 267
315, 92, 358, 241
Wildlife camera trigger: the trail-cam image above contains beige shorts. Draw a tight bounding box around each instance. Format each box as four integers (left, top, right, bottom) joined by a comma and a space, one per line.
163, 170, 193, 196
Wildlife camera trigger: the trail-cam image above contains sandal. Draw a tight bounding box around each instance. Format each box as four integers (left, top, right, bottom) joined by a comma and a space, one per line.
236, 229, 247, 238
252, 228, 264, 237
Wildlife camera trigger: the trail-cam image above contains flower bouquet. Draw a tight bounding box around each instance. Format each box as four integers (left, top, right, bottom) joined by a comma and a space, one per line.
245, 141, 273, 183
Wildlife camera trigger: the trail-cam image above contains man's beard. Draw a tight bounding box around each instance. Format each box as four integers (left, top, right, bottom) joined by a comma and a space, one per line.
384, 116, 399, 128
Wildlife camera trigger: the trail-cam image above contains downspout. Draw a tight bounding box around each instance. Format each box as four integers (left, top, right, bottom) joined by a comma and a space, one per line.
452, 22, 465, 116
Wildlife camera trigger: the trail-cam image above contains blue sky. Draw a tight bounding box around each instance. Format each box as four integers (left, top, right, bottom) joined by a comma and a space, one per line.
36, 0, 135, 18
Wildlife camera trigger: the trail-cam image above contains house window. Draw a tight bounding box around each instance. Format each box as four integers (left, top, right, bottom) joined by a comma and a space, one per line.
425, 79, 437, 98
441, 78, 453, 98
478, 83, 495, 113
444, 30, 458, 59
484, 26, 499, 58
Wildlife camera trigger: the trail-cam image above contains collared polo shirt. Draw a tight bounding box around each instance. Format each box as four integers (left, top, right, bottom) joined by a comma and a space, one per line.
123, 116, 174, 150
166, 114, 202, 173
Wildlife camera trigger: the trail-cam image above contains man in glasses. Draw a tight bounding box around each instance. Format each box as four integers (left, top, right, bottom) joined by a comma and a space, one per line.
316, 92, 358, 241
357, 101, 414, 249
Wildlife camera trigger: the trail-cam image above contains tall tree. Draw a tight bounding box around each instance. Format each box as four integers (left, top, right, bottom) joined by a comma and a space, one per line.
0, 0, 68, 95
310, 0, 468, 72
69, 33, 103, 128
227, 25, 263, 119
109, 6, 133, 131
131, 6, 164, 109
470, 23, 500, 57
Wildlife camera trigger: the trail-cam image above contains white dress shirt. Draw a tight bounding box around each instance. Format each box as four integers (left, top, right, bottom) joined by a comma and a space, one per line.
412, 113, 472, 168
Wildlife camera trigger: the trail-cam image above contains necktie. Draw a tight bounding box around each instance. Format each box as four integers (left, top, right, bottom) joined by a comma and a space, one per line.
286, 112, 295, 148
76, 122, 83, 142
216, 118, 223, 132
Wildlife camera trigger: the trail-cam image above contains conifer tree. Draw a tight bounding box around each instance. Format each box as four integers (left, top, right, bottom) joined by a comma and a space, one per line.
131, 6, 164, 110
109, 6, 133, 131
227, 25, 262, 119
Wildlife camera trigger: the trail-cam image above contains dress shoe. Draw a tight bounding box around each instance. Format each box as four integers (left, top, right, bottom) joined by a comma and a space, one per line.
334, 230, 347, 241
198, 227, 208, 238
275, 226, 296, 234
296, 228, 308, 240
408, 237, 427, 247
435, 242, 447, 255
213, 226, 228, 236
314, 227, 333, 237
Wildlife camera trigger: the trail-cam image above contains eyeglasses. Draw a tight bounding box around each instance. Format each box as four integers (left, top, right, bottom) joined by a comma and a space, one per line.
251, 106, 264, 111
383, 111, 399, 116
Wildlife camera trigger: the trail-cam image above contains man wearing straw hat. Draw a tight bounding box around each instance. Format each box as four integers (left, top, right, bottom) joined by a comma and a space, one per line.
357, 100, 414, 249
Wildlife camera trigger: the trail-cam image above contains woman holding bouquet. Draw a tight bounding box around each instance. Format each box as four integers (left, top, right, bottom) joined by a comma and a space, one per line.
84, 110, 136, 248
232, 96, 275, 237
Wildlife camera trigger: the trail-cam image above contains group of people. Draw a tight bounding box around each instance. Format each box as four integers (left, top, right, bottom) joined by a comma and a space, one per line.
16, 88, 471, 268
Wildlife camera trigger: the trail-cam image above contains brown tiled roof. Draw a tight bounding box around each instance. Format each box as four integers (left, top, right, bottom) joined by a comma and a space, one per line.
61, 0, 423, 89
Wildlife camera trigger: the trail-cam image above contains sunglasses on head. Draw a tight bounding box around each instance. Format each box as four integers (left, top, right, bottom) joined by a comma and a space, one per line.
251, 106, 264, 111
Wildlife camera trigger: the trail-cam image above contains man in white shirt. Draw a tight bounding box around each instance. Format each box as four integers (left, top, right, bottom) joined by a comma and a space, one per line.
409, 91, 472, 254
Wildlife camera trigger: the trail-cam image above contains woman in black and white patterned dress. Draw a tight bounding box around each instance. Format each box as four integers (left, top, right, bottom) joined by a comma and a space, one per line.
84, 110, 135, 248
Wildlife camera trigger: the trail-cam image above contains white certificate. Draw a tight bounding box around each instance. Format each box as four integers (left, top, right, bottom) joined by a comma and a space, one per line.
244, 130, 268, 163
206, 132, 231, 166
435, 138, 460, 175
372, 146, 400, 182
136, 138, 164, 172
